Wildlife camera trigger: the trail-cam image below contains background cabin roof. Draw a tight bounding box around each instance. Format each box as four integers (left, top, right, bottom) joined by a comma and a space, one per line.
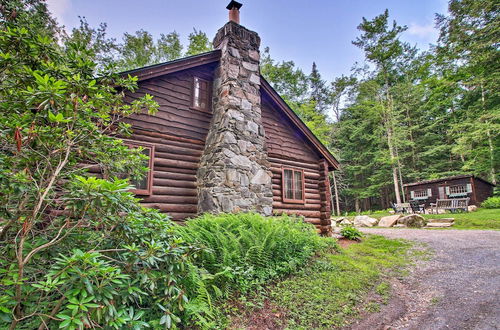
403, 174, 495, 187
119, 51, 340, 171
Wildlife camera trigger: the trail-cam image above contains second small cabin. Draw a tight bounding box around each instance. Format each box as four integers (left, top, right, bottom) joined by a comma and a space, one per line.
404, 175, 495, 207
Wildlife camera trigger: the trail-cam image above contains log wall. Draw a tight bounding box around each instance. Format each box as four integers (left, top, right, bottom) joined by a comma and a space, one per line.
262, 97, 332, 233
118, 63, 333, 230
122, 64, 217, 220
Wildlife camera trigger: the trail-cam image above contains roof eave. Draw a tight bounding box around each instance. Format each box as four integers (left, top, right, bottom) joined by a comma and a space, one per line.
120, 50, 221, 82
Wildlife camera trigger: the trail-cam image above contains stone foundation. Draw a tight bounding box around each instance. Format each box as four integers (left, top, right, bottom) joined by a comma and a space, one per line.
197, 21, 273, 216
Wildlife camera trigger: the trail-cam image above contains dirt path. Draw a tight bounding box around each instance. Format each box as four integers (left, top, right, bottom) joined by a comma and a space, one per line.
351, 228, 500, 330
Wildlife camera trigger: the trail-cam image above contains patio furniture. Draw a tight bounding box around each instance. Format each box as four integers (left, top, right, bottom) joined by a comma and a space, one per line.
392, 202, 411, 214
409, 200, 426, 214
430, 198, 469, 214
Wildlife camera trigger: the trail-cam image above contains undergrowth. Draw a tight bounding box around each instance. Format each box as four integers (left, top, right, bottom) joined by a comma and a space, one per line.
231, 235, 413, 329
175, 213, 336, 327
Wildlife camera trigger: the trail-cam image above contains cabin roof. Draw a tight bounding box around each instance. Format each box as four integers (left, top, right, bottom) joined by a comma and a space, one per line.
403, 174, 495, 187
119, 50, 340, 171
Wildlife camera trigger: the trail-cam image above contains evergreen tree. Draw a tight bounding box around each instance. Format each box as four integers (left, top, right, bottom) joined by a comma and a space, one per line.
437, 0, 499, 184
309, 62, 330, 114
351, 9, 411, 204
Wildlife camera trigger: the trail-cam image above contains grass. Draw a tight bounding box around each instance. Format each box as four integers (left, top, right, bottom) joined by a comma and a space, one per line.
229, 235, 415, 329
341, 208, 500, 230
422, 208, 500, 230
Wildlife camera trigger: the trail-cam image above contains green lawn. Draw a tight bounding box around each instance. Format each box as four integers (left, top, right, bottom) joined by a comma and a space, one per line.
342, 208, 500, 230
422, 208, 500, 230
229, 235, 416, 329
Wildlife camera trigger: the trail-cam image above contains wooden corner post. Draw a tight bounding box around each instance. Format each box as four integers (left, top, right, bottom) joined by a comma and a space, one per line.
318, 159, 332, 235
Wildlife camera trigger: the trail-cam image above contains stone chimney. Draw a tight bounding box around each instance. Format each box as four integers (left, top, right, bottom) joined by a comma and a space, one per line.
197, 1, 273, 216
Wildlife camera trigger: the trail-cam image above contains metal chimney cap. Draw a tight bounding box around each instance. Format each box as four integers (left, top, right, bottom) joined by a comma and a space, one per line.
226, 0, 242, 10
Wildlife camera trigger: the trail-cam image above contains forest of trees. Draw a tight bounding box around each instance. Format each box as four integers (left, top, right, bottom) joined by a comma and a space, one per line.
7, 0, 497, 213
265, 0, 499, 212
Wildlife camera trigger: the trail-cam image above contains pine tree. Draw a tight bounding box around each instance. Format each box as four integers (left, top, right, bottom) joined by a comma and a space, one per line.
437, 0, 499, 184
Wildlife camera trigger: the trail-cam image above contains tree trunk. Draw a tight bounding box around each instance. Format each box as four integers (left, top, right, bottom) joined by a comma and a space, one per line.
387, 129, 402, 204
486, 129, 496, 185
384, 86, 401, 204
331, 172, 340, 216
481, 83, 496, 185
355, 198, 360, 213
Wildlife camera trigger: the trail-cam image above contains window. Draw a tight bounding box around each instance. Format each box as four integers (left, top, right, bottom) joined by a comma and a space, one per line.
125, 142, 154, 195
449, 184, 467, 194
282, 168, 305, 203
410, 188, 431, 200
447, 184, 471, 197
192, 77, 211, 111
413, 190, 428, 198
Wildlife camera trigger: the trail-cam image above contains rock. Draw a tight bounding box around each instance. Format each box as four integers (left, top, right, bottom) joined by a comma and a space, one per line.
379, 215, 402, 227
393, 224, 406, 228
398, 214, 427, 228
331, 217, 346, 225
427, 218, 455, 224
340, 219, 353, 226
250, 169, 271, 185
468, 205, 478, 212
389, 210, 396, 214
425, 223, 454, 228
354, 215, 378, 227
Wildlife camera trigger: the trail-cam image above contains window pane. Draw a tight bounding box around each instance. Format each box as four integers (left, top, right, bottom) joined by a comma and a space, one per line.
294, 170, 303, 200
131, 147, 150, 190
284, 169, 294, 199
193, 77, 201, 108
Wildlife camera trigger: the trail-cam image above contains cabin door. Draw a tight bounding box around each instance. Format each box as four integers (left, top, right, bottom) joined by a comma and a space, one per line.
438, 186, 446, 199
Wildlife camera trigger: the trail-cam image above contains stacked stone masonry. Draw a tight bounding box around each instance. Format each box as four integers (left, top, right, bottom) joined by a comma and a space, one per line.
197, 22, 274, 216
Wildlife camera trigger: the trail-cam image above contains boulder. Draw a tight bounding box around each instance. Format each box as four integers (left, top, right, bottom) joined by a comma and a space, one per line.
378, 215, 402, 227
354, 215, 378, 227
397, 214, 427, 228
468, 205, 478, 212
340, 219, 353, 226
393, 224, 407, 228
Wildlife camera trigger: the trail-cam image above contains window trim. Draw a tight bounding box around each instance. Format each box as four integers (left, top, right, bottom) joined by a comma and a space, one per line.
282, 167, 305, 204
191, 76, 212, 112
124, 141, 154, 196
449, 184, 467, 195
413, 189, 428, 198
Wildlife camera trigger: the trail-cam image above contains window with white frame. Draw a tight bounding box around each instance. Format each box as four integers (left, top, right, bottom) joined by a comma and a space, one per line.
449, 185, 467, 194
191, 77, 211, 112
410, 188, 432, 200
447, 184, 471, 197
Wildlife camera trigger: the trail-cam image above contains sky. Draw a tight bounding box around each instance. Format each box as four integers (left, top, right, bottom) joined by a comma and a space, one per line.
46, 0, 449, 80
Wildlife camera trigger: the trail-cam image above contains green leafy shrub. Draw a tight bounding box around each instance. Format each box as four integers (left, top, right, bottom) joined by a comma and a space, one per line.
481, 197, 500, 209
0, 5, 205, 327
176, 213, 334, 298
0, 177, 199, 329
340, 226, 363, 241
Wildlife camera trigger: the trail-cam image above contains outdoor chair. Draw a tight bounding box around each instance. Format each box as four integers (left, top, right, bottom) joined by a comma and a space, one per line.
409, 200, 425, 214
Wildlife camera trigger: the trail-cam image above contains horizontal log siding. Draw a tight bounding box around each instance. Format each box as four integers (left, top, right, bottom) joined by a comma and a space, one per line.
122, 65, 216, 220
262, 98, 330, 232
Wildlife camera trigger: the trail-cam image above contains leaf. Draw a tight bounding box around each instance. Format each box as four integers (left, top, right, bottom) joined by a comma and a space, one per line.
59, 319, 71, 328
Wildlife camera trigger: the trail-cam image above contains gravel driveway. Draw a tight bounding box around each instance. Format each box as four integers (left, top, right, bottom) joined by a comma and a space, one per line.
351, 228, 500, 330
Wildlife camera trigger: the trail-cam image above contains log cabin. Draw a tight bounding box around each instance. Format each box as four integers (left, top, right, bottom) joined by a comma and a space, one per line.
404, 174, 495, 207
110, 1, 339, 234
